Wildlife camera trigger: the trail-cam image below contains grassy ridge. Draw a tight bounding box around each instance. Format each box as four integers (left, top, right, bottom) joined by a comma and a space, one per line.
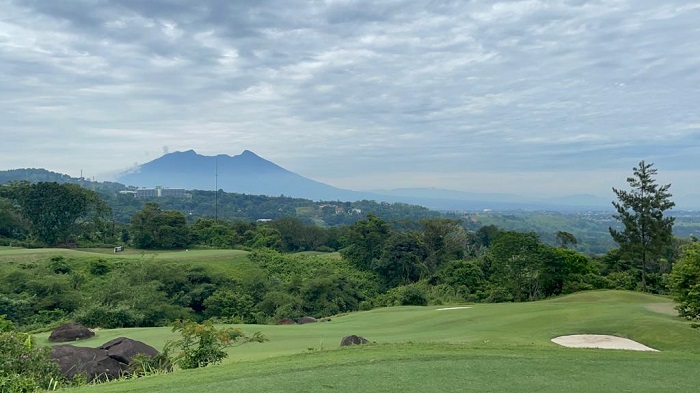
45, 290, 700, 393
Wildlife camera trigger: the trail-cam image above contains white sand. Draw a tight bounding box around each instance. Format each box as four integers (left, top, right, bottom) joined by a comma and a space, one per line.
436, 306, 472, 311
551, 334, 658, 352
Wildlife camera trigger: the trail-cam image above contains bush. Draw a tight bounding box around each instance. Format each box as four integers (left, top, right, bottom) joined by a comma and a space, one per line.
49, 255, 72, 274
128, 352, 173, 377
75, 304, 142, 328
377, 284, 429, 307
165, 320, 267, 369
0, 315, 14, 332
358, 300, 374, 311
606, 271, 638, 290
0, 332, 66, 392
89, 259, 111, 276
203, 290, 256, 323
485, 286, 514, 303
669, 243, 700, 324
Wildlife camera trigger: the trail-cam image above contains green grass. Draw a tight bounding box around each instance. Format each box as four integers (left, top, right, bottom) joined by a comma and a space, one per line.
44, 290, 700, 393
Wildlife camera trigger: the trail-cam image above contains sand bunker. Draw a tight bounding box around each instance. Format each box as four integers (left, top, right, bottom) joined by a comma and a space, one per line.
436, 306, 472, 311
551, 335, 658, 352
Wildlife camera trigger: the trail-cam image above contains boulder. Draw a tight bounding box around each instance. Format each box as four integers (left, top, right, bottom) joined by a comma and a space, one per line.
100, 337, 159, 364
48, 322, 95, 342
51, 345, 127, 382
276, 318, 296, 325
340, 335, 369, 346
297, 316, 317, 324
51, 338, 160, 382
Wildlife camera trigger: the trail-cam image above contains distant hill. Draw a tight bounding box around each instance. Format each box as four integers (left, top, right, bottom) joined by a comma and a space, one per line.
116, 150, 367, 202
0, 168, 126, 192
0, 168, 78, 184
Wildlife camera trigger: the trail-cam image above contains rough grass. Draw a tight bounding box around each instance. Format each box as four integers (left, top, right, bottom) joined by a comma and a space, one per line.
44, 290, 700, 393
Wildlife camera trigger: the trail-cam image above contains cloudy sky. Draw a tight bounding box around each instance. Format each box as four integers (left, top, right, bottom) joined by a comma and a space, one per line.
1, 0, 699, 200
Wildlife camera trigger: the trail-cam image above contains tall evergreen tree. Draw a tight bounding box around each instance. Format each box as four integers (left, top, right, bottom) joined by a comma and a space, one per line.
610, 161, 675, 292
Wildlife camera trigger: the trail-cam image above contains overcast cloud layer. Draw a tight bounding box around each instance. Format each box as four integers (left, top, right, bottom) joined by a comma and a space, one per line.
1, 0, 699, 199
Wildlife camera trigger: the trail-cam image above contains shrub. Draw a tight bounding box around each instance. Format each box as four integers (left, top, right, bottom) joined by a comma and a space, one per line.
75, 304, 143, 328
669, 243, 700, 324
165, 319, 267, 369
377, 284, 429, 306
89, 259, 111, 276
128, 352, 173, 377
358, 300, 373, 311
0, 332, 66, 392
606, 271, 638, 291
485, 286, 514, 303
399, 285, 429, 306
0, 315, 13, 332
203, 290, 256, 323
49, 255, 72, 274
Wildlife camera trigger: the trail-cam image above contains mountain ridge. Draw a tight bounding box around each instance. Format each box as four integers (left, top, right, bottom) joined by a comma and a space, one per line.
117, 150, 366, 201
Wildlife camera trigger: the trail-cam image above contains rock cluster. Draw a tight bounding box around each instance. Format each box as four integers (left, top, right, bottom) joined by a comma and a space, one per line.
51, 337, 159, 382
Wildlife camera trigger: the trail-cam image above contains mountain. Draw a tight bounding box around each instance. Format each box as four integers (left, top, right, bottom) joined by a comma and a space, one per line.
117, 150, 366, 201
115, 150, 621, 210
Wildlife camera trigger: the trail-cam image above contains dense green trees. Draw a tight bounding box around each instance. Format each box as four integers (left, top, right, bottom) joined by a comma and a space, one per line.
131, 203, 191, 249
373, 231, 428, 289
669, 242, 700, 324
0, 197, 28, 240
190, 218, 235, 248
342, 214, 392, 270
420, 218, 468, 271
482, 230, 599, 301
0, 182, 110, 246
610, 161, 675, 291
489, 231, 545, 301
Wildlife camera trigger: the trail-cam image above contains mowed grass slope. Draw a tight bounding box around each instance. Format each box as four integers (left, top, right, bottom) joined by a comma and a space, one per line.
51, 290, 700, 393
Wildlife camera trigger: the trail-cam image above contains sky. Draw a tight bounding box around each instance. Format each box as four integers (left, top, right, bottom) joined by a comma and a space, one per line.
1, 0, 699, 201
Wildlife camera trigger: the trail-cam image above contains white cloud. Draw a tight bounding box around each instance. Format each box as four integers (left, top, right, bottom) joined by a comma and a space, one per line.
0, 0, 698, 198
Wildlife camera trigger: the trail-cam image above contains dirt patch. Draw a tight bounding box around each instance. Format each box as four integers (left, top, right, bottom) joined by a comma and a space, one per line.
436, 306, 472, 311
551, 334, 658, 352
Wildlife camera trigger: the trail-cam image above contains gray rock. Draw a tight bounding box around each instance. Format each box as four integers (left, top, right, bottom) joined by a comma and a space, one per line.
51, 345, 126, 382
297, 316, 317, 324
340, 335, 369, 346
100, 337, 159, 364
51, 337, 161, 382
48, 323, 95, 343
